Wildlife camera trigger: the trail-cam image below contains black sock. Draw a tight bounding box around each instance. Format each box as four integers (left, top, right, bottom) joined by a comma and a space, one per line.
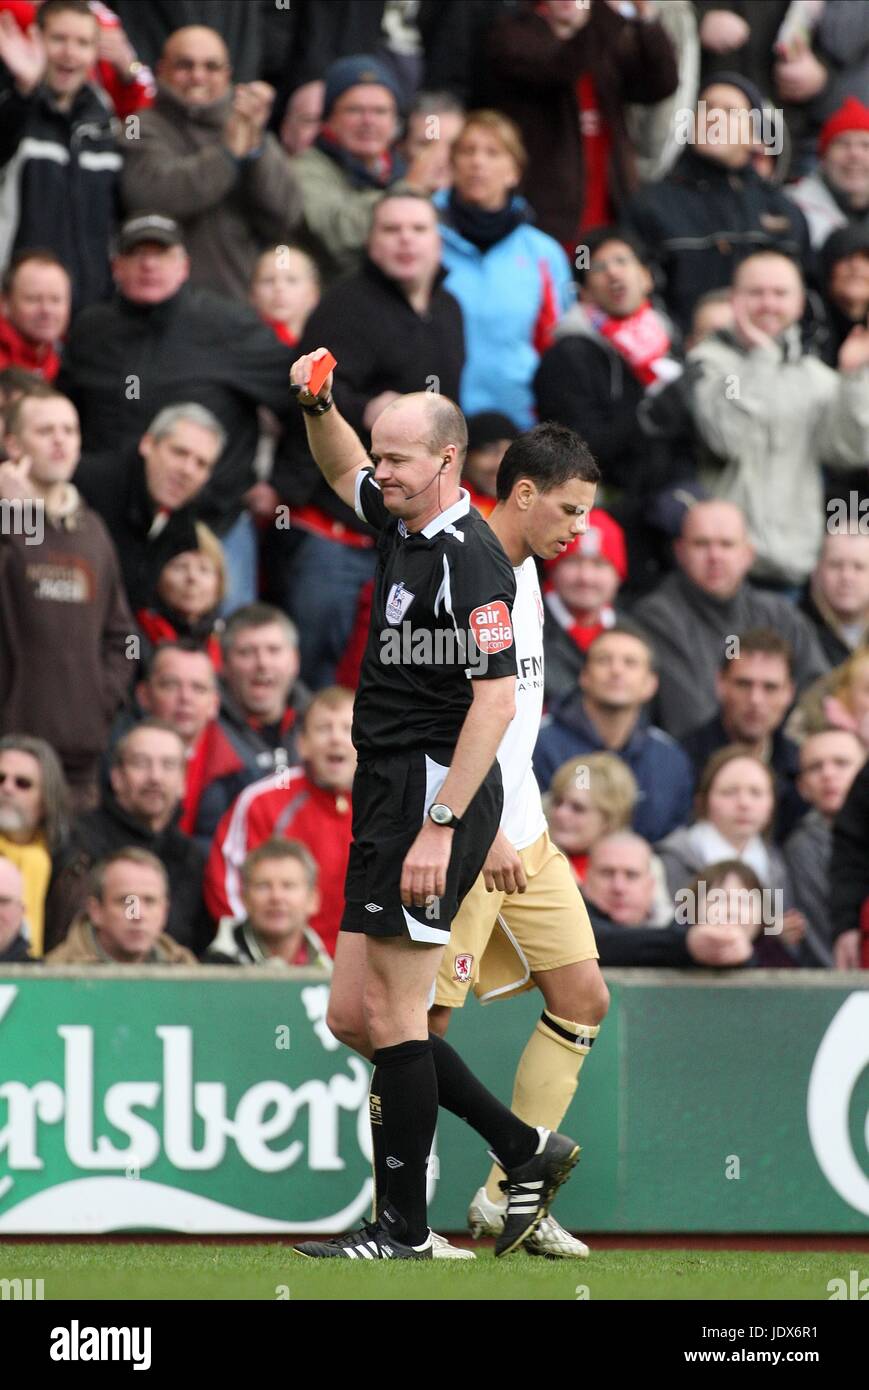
370, 1039, 437, 1245
429, 1032, 537, 1170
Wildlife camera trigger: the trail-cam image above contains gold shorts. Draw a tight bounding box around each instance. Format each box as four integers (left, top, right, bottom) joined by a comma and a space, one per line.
434, 829, 599, 1008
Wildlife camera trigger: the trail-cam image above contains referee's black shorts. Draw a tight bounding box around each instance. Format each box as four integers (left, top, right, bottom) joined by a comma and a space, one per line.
341, 749, 503, 946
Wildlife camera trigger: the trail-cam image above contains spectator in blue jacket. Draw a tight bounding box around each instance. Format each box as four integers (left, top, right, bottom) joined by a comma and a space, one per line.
534, 624, 693, 843
434, 109, 573, 429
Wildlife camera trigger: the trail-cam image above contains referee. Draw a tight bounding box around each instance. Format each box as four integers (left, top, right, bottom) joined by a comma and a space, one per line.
291, 349, 580, 1260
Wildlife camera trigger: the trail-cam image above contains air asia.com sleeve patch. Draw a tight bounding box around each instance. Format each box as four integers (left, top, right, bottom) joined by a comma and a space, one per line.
469, 601, 514, 653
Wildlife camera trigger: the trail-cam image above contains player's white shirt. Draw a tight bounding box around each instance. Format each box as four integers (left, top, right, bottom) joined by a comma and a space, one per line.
498, 557, 548, 849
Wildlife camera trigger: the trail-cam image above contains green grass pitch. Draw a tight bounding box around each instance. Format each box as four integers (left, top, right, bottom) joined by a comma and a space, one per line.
1, 1244, 864, 1301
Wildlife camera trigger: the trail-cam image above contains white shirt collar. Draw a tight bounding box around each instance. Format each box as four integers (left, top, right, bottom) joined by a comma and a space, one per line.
420, 488, 471, 538
397, 489, 471, 540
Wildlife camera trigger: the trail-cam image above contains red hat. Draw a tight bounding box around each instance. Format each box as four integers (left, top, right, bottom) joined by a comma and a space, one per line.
545, 508, 628, 580
819, 98, 869, 156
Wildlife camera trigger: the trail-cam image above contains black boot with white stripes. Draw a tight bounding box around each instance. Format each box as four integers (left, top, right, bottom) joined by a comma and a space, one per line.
493, 1127, 581, 1258
294, 1204, 433, 1260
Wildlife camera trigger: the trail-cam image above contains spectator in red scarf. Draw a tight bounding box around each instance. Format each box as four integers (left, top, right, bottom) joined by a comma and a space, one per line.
542, 506, 628, 703
190, 603, 311, 845
250, 243, 320, 349
485, 0, 678, 254
134, 643, 218, 839
244, 243, 321, 533
136, 522, 226, 673
535, 225, 692, 586
535, 226, 682, 493
0, 249, 70, 381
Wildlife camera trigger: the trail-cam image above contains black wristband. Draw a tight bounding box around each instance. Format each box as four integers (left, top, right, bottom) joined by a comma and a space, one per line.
298, 394, 334, 417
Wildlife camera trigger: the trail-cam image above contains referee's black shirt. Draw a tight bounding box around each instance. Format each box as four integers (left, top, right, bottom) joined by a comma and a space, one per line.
351, 468, 517, 758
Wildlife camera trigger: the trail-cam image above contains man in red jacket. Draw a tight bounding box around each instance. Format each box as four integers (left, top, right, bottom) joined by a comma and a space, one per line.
0, 250, 70, 381
204, 686, 355, 955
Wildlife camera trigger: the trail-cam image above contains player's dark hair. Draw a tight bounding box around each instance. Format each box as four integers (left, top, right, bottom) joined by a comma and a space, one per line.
496, 422, 600, 502
718, 627, 795, 678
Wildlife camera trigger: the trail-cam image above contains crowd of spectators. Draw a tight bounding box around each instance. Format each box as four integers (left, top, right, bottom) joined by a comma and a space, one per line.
1, 0, 868, 976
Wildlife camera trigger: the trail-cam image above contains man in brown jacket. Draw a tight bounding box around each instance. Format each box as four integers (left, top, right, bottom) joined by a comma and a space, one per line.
485, 0, 679, 251
0, 390, 133, 810
46, 847, 197, 965
120, 24, 302, 301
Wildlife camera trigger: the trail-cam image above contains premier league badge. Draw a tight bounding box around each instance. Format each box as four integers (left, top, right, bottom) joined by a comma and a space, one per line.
385, 581, 416, 625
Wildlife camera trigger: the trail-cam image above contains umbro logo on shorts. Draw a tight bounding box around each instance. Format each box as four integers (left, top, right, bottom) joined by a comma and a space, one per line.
386, 1156, 404, 1169
365, 903, 383, 913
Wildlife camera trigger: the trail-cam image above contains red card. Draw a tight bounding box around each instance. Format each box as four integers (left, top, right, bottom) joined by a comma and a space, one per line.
308, 351, 336, 396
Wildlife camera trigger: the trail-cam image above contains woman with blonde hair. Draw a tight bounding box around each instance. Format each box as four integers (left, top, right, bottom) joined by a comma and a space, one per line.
786, 647, 869, 749
547, 751, 638, 881
434, 110, 574, 430
821, 649, 869, 750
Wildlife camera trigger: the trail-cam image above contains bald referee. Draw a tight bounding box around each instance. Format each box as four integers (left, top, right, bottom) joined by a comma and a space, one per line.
291, 350, 580, 1260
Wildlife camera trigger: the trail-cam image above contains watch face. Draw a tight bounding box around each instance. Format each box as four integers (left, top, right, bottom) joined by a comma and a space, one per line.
430, 804, 451, 825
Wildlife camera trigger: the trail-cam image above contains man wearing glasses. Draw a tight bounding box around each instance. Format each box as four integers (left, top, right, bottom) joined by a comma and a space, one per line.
293, 54, 445, 286
0, 736, 71, 959
121, 24, 302, 302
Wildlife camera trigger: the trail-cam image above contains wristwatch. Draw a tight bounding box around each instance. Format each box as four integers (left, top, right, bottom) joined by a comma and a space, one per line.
292, 388, 334, 417
428, 803, 463, 829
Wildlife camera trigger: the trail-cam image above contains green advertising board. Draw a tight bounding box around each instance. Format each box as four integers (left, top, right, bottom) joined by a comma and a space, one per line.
0, 968, 867, 1233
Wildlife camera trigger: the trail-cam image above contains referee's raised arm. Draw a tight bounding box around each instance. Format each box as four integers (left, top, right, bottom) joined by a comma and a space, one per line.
289, 348, 370, 510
